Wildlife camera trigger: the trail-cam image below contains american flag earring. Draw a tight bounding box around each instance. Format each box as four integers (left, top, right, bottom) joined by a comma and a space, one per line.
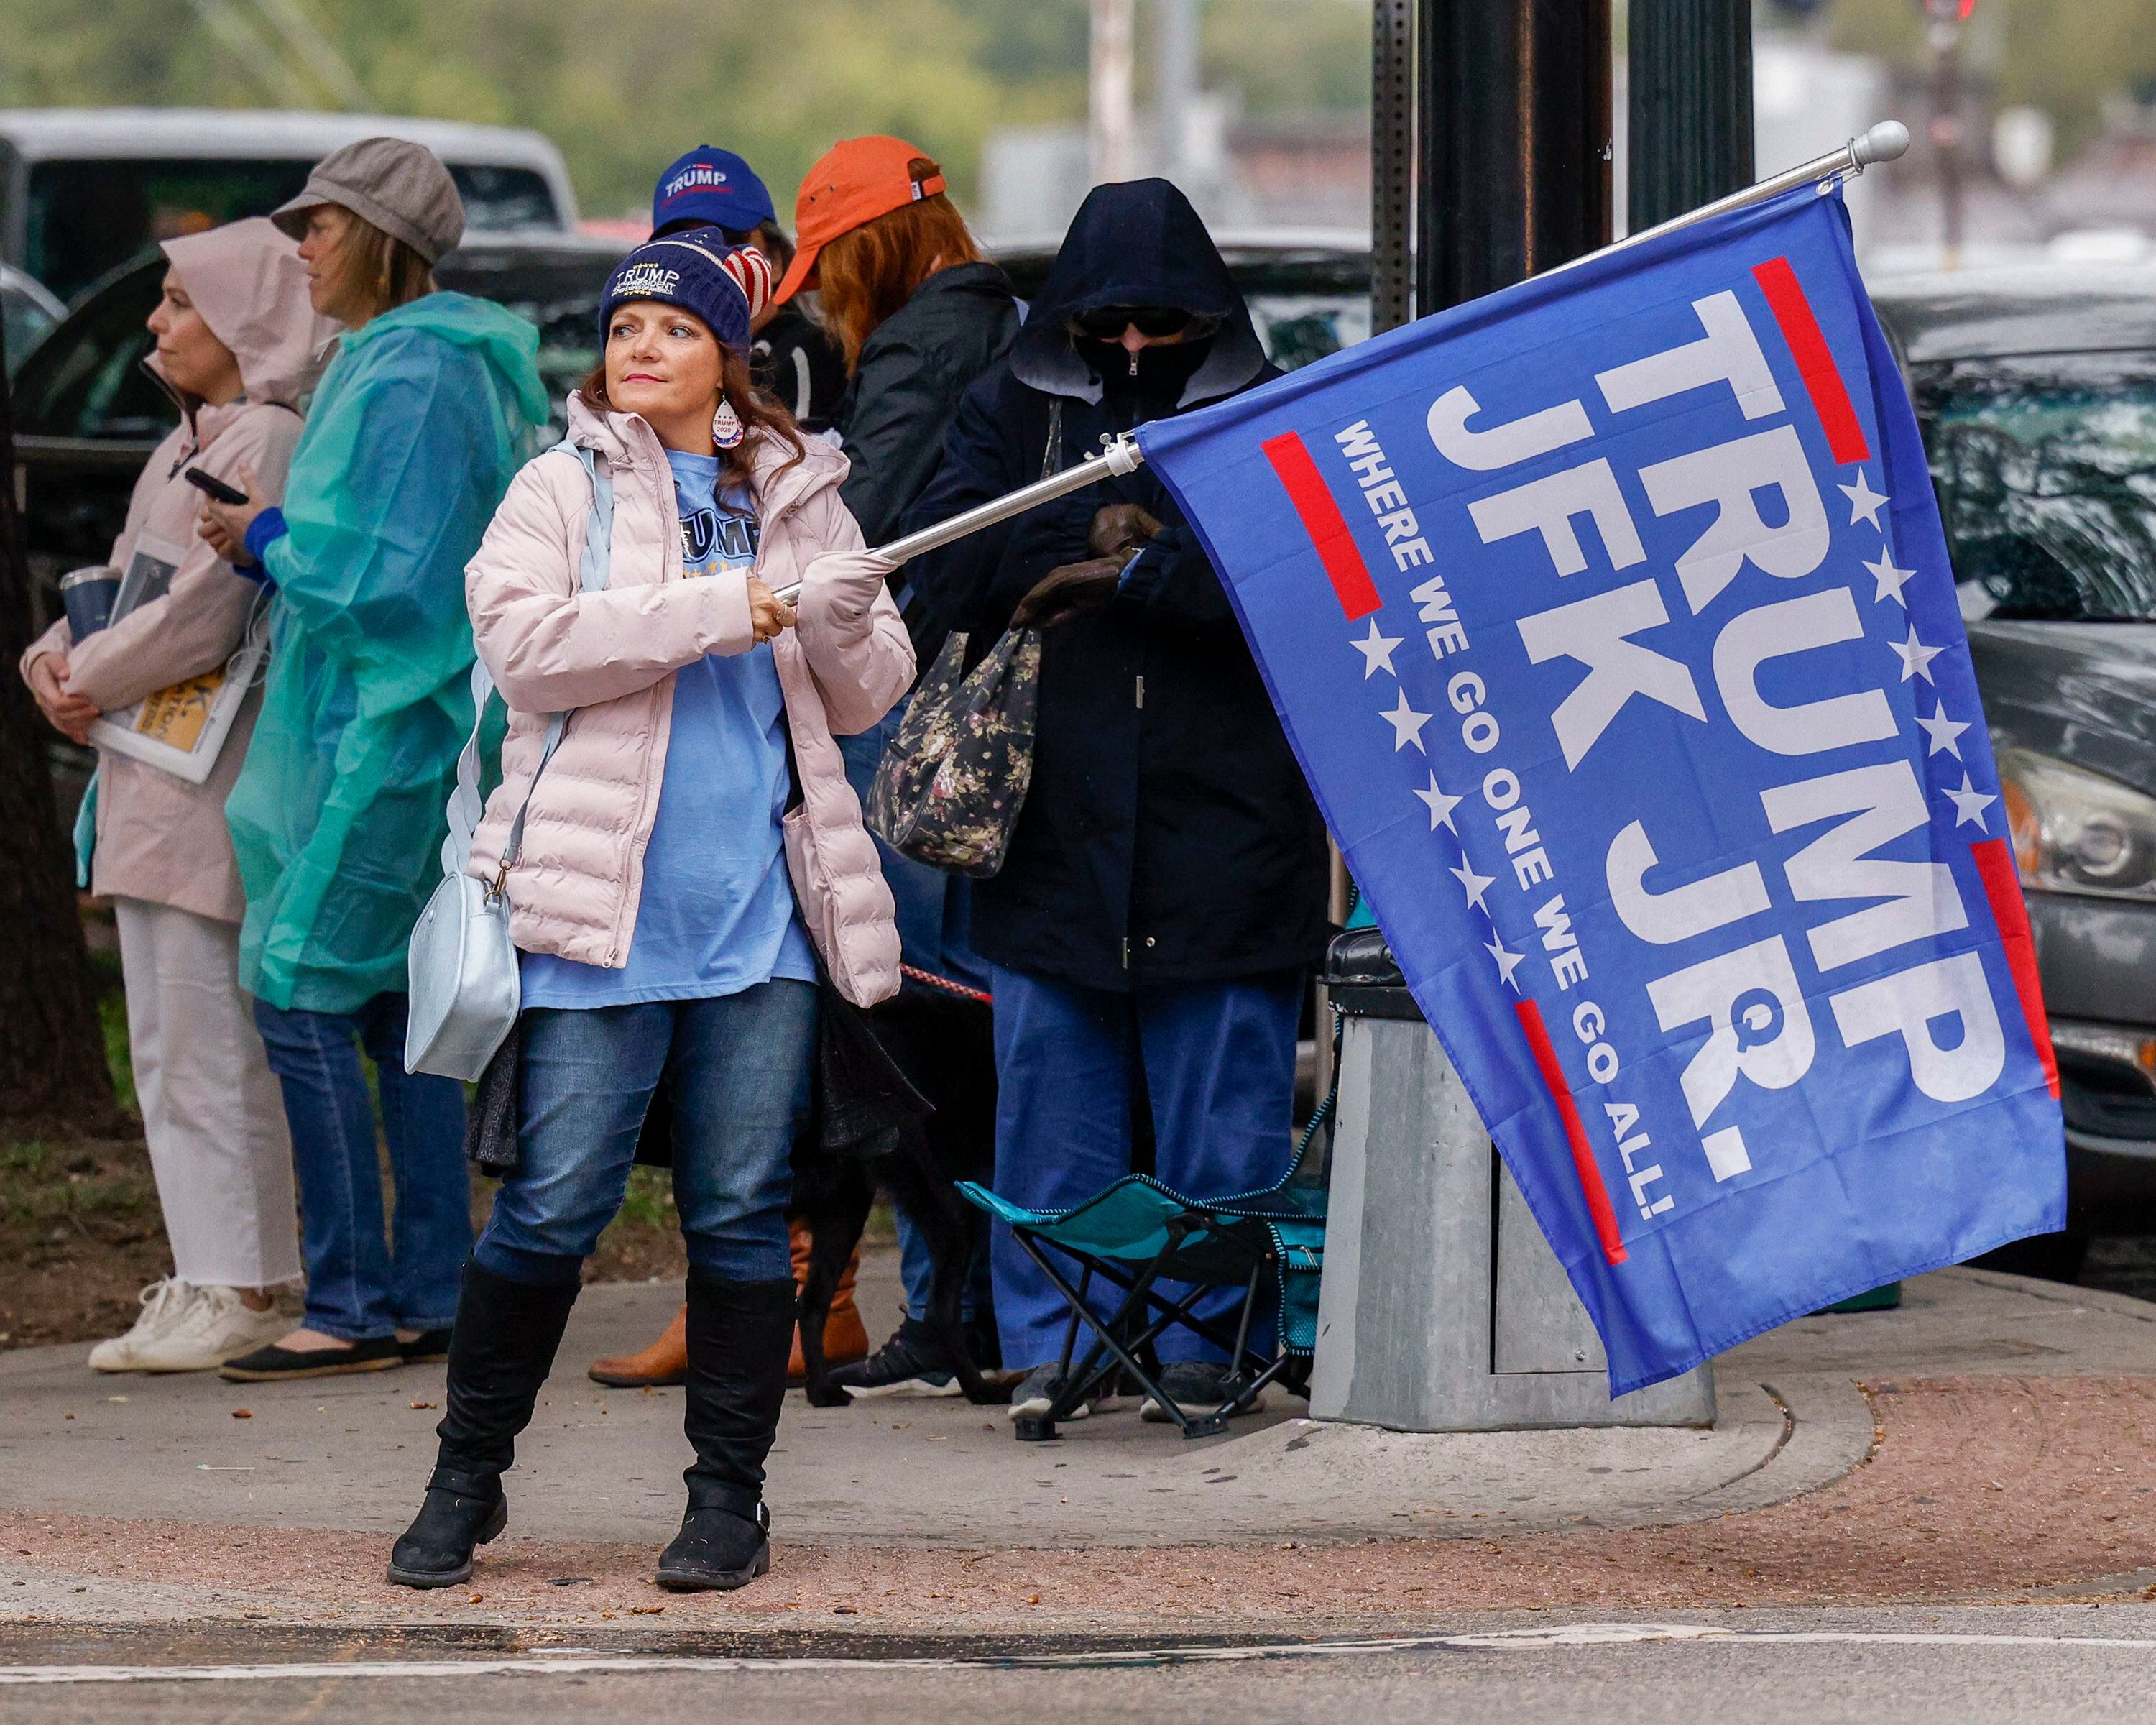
711, 392, 744, 449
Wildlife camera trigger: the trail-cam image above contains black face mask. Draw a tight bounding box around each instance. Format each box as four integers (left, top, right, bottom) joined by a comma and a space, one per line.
1076, 331, 1215, 395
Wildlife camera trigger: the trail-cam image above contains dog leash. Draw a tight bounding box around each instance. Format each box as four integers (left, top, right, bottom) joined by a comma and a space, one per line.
900, 963, 993, 1006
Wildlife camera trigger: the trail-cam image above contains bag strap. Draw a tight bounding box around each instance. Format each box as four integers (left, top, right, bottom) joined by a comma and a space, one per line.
439, 438, 615, 883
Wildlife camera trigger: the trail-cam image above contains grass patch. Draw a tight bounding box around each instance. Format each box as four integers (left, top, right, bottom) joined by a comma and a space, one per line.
95, 960, 137, 1118
0, 1133, 167, 1349
0, 1137, 157, 1238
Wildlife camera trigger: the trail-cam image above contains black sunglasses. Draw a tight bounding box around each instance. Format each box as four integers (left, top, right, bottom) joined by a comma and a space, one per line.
1073, 305, 1195, 340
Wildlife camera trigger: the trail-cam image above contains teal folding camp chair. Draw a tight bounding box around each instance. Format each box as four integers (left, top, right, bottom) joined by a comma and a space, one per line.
959, 1144, 1327, 1443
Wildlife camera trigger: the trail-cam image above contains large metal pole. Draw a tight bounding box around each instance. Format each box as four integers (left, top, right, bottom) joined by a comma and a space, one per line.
1089, 0, 1137, 185
1925, 0, 1968, 270
1369, 0, 1416, 334
1627, 0, 1754, 233
1154, 0, 1200, 185
1416, 0, 1613, 313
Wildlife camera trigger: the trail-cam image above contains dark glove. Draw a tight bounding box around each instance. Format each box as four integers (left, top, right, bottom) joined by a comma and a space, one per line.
1011, 557, 1125, 630
1089, 503, 1164, 561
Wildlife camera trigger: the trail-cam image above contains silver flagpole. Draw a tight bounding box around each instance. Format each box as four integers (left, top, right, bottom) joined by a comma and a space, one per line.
771, 121, 1909, 605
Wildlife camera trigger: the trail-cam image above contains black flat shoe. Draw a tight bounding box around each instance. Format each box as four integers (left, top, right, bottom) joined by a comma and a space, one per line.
654, 1503, 770, 1592
399, 1328, 453, 1365
386, 1488, 507, 1589
219, 1334, 403, 1381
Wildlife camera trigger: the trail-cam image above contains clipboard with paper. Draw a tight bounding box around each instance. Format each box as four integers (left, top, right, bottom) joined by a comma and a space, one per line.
86, 533, 267, 786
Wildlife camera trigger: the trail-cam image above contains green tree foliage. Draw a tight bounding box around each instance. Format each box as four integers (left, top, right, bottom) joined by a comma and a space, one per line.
0, 0, 1054, 216
0, 1, 1386, 220
1199, 0, 1371, 118
1829, 0, 2156, 158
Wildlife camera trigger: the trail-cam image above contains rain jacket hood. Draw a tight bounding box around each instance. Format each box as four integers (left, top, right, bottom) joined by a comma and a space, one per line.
157, 216, 337, 412
342, 290, 553, 428
1010, 178, 1264, 410
226, 288, 548, 1012
21, 217, 326, 924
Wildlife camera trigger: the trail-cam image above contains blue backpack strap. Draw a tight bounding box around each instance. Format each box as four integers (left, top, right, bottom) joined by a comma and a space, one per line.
558, 435, 614, 594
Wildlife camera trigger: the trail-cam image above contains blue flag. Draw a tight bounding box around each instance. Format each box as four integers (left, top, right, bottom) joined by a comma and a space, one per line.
1137, 183, 2065, 1394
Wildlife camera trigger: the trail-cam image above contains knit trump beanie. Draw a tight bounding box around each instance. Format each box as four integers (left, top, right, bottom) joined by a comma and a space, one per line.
599, 229, 774, 352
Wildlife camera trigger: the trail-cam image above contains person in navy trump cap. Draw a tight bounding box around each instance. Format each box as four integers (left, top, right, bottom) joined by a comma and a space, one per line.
649, 147, 844, 432
652, 145, 778, 236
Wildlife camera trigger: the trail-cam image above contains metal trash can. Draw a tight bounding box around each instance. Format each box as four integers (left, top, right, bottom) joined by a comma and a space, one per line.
1309, 929, 1714, 1431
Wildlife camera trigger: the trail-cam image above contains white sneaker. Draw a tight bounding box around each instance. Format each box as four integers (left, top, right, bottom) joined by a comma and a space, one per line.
136, 1285, 290, 1374
86, 1278, 198, 1372
1006, 1361, 1125, 1422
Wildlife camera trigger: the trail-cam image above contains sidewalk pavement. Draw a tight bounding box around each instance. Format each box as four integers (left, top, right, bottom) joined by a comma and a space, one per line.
5, 1256, 2156, 1633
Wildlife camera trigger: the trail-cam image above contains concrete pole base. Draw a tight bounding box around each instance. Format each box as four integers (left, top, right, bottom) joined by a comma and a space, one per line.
1311, 1015, 1715, 1432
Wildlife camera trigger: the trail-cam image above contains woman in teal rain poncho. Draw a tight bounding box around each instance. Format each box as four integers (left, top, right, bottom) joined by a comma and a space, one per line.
198, 139, 548, 1382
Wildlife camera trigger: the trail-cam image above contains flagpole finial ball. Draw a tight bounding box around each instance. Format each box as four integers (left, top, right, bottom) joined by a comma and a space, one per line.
1853, 121, 1912, 167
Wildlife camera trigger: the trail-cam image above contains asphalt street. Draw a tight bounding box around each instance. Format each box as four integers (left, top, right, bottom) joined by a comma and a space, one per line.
8, 1609, 2156, 1723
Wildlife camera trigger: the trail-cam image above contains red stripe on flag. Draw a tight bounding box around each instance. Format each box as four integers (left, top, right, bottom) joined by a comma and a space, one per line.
1261, 430, 1382, 622
1514, 998, 1628, 1266
1751, 256, 1872, 466
1971, 837, 2061, 1100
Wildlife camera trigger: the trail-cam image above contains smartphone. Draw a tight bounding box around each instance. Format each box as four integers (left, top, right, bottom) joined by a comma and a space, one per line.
183, 466, 249, 507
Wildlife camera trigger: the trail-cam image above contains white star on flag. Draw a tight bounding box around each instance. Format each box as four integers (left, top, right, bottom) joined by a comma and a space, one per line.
1484, 933, 1526, 990
1839, 470, 1889, 530
1382, 689, 1433, 753
1351, 618, 1404, 679
1864, 548, 1916, 607
1943, 773, 1996, 829
1889, 625, 1942, 683
1414, 772, 1463, 832
1915, 703, 1969, 758
1450, 855, 1496, 911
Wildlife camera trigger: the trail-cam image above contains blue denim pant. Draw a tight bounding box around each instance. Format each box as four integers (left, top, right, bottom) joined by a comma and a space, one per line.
476, 980, 818, 1287
987, 965, 1301, 1368
252, 993, 471, 1341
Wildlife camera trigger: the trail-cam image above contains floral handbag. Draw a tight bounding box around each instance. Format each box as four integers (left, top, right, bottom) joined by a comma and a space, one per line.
866, 622, 1043, 878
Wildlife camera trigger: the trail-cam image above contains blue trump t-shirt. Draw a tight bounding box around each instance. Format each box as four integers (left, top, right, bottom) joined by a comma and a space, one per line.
520, 449, 817, 1008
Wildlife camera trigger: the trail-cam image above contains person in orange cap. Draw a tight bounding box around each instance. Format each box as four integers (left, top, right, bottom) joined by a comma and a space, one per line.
778, 135, 1018, 545
798, 137, 1018, 1399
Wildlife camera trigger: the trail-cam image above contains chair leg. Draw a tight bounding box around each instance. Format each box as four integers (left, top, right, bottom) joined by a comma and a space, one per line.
1039, 1248, 1150, 1416
1015, 1257, 1102, 1444
1014, 1232, 1198, 1439
1227, 1258, 1263, 1381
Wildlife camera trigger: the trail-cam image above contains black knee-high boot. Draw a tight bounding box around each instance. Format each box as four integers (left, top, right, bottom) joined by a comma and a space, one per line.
655, 1268, 796, 1591
386, 1262, 581, 1589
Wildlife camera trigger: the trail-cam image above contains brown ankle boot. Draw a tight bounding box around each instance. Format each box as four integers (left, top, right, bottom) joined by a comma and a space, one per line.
587, 1304, 687, 1387
787, 1219, 869, 1384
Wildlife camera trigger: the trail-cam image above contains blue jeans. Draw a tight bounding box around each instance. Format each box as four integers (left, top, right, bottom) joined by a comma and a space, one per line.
252, 993, 470, 1341
898, 1205, 992, 1325
476, 980, 818, 1287
987, 965, 1302, 1368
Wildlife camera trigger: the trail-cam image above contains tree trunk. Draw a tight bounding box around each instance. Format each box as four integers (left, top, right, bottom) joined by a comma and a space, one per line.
0, 314, 117, 1126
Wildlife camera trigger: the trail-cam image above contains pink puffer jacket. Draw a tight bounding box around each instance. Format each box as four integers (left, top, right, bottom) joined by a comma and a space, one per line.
464, 392, 914, 1006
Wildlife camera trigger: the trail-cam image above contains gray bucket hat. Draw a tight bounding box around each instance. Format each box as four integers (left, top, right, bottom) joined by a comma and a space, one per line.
271, 137, 465, 264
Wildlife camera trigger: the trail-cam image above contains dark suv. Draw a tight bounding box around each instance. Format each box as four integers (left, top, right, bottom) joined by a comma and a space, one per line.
9, 234, 627, 816
9, 234, 627, 621
1873, 266, 2156, 1268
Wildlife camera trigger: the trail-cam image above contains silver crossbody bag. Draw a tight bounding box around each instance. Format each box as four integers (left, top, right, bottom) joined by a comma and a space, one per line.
405, 444, 614, 1080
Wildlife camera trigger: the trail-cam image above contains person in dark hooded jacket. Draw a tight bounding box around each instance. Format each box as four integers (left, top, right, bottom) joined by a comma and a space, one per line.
901, 180, 1329, 1422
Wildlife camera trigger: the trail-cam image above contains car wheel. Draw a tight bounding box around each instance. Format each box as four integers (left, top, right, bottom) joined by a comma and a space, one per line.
1970, 1230, 2090, 1284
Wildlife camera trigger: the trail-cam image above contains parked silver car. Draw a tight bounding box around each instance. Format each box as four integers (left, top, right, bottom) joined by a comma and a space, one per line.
0, 109, 579, 303
1874, 266, 2156, 1269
